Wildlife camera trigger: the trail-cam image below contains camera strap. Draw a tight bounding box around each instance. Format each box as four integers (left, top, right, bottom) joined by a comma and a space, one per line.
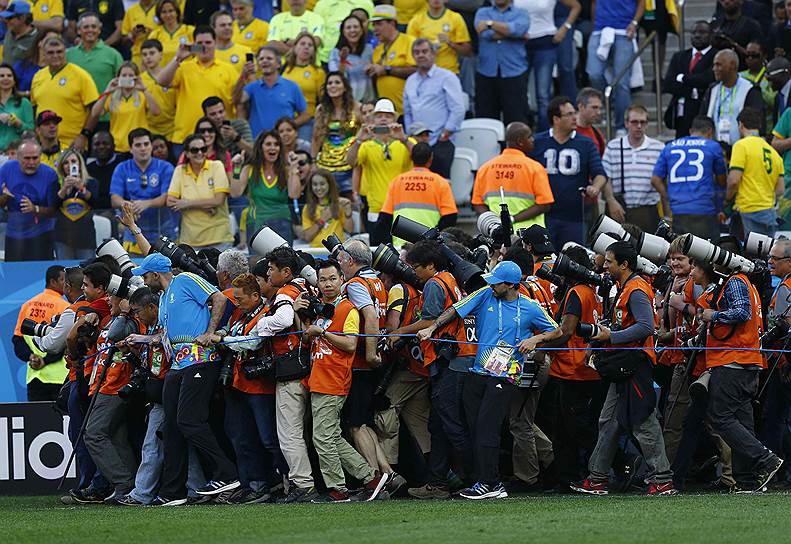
607, 273, 638, 324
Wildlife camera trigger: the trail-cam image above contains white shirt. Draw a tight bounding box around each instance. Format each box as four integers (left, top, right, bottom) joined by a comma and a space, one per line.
514, 0, 557, 39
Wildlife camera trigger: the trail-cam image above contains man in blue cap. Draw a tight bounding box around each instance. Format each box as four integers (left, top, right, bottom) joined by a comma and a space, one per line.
1, 1, 39, 66
417, 260, 561, 499
132, 253, 239, 506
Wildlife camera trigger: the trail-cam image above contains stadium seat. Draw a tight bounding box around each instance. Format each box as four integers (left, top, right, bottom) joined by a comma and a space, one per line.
455, 119, 504, 168
450, 147, 478, 207
93, 215, 112, 247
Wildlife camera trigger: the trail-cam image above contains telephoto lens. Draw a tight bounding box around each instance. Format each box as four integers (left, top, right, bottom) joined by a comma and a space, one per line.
744, 232, 775, 258
151, 236, 208, 279
576, 322, 599, 340
20, 318, 52, 337
680, 233, 755, 274
322, 234, 344, 257
552, 253, 605, 287
655, 219, 677, 243
535, 264, 564, 287
248, 226, 318, 286
391, 215, 437, 243
372, 244, 422, 288
107, 274, 143, 299
96, 238, 135, 277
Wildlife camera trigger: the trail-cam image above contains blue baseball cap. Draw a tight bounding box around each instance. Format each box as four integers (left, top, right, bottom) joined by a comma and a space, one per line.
0, 1, 31, 18
132, 253, 172, 276
483, 261, 522, 285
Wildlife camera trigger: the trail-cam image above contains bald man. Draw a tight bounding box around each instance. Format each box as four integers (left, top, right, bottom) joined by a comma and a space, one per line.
767, 57, 791, 123
701, 49, 765, 144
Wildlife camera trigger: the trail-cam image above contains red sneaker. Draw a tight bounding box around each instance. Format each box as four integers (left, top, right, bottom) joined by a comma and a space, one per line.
647, 482, 678, 496
569, 479, 608, 495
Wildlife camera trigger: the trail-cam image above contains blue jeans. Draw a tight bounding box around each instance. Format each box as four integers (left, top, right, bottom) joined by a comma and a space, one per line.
586, 32, 633, 128
554, 18, 578, 100
740, 207, 777, 238
527, 44, 558, 132
68, 381, 107, 491
247, 216, 293, 245
55, 242, 95, 260
546, 213, 588, 250
298, 118, 315, 143
129, 403, 166, 504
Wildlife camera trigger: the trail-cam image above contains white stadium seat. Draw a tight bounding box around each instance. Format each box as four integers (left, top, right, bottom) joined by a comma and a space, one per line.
450, 147, 478, 207
455, 118, 504, 168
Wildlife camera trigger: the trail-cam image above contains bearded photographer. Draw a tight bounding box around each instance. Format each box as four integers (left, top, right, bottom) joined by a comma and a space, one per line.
131, 253, 238, 505
571, 241, 677, 496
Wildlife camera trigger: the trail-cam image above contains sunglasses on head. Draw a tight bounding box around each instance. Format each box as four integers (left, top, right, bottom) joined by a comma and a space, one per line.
189, 146, 208, 154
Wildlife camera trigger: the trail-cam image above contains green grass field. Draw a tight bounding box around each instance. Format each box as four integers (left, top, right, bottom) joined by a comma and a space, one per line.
2, 493, 791, 543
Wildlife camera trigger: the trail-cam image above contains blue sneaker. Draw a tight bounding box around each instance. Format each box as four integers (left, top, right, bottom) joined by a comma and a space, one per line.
196, 479, 241, 496
459, 482, 508, 500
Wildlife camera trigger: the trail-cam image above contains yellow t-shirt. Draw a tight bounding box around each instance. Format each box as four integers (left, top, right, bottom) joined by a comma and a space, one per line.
147, 24, 195, 67
282, 64, 325, 117
301, 202, 349, 247
121, 2, 158, 68
282, 0, 319, 12
357, 139, 412, 213
394, 0, 424, 26
141, 70, 176, 140
232, 18, 270, 54
170, 58, 237, 143
730, 135, 784, 213
30, 63, 99, 146
104, 91, 150, 152
215, 42, 253, 78
406, 8, 470, 74
30, 0, 63, 21
167, 160, 233, 247
372, 32, 415, 114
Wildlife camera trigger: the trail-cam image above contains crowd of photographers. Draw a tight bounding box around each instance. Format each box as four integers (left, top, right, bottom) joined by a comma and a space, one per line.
12, 190, 791, 504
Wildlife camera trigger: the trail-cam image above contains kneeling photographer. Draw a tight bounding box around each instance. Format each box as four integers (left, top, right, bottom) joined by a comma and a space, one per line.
571, 241, 676, 496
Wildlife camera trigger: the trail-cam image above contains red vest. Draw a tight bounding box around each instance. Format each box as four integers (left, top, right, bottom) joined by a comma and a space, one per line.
706, 274, 765, 369
550, 284, 602, 381
606, 275, 657, 363
346, 274, 387, 370
421, 271, 476, 366
230, 300, 276, 395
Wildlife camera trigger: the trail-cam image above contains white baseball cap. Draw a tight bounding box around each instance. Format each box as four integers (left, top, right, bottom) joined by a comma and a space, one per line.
373, 98, 396, 114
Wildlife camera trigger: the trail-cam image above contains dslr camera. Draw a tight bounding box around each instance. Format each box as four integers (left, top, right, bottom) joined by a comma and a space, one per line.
298, 295, 335, 322
117, 351, 149, 399
151, 236, 217, 284
372, 243, 421, 288
576, 319, 611, 341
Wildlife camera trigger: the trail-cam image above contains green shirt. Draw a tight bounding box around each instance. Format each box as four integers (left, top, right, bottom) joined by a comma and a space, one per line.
66, 41, 123, 97
772, 107, 791, 226
0, 95, 33, 151
248, 173, 290, 228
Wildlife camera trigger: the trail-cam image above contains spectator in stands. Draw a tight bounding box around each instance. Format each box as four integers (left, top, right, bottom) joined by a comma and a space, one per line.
0, 139, 58, 260
474, 0, 531, 125
157, 26, 237, 154
368, 5, 416, 114
121, 0, 156, 69
347, 97, 412, 244
740, 41, 774, 132
202, 95, 253, 156
86, 130, 120, 211
110, 128, 174, 254
148, 0, 193, 68
472, 122, 554, 230
276, 116, 310, 156
532, 96, 607, 248
728, 107, 784, 237
191, 116, 231, 172
315, 0, 375, 71
66, 12, 123, 103
151, 133, 175, 163
313, 71, 361, 196
268, 0, 325, 60
89, 62, 160, 154
1, 1, 40, 66
53, 148, 97, 259
770, 0, 791, 56
66, 0, 124, 47
30, 36, 99, 151
516, 0, 580, 131
35, 109, 61, 170
231, 0, 269, 53
231, 130, 297, 244
403, 38, 464, 179
0, 63, 32, 151
602, 104, 663, 233
664, 20, 716, 138
12, 27, 46, 93
300, 169, 353, 246
210, 10, 251, 80
700, 49, 765, 145
406, 0, 472, 76
711, 0, 763, 64
28, 0, 62, 32
282, 32, 326, 142
575, 88, 606, 156
328, 14, 375, 102
767, 57, 791, 125
234, 45, 309, 138
139, 39, 175, 142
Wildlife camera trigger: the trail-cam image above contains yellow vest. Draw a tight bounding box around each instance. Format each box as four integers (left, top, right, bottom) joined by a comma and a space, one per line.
23, 335, 68, 385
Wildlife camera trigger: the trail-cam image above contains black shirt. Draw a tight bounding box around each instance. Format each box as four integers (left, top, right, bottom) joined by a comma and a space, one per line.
86, 153, 123, 211
66, 0, 125, 41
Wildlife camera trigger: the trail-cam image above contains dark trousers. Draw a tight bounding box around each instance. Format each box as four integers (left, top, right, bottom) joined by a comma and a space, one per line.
545, 214, 589, 251
160, 362, 237, 499
551, 378, 607, 484
671, 393, 708, 490
361, 196, 391, 245
5, 234, 54, 262
427, 362, 473, 486
474, 71, 529, 126
68, 381, 107, 490
462, 372, 516, 485
27, 378, 61, 401
625, 205, 661, 235
430, 140, 455, 179
224, 388, 288, 489
672, 214, 720, 241
708, 366, 773, 486
758, 370, 791, 462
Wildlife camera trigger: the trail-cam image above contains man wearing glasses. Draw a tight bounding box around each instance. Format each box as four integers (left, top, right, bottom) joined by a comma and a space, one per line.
601, 104, 665, 233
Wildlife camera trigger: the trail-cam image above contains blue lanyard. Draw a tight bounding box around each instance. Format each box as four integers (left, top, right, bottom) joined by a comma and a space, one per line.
497, 297, 522, 346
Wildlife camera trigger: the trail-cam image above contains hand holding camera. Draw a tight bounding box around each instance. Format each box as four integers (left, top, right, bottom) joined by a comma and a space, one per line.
220, 122, 238, 142
589, 324, 611, 342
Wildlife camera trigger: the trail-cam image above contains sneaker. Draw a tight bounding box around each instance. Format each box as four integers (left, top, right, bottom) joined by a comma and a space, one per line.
69, 486, 112, 504
280, 485, 318, 504
733, 485, 767, 494
115, 495, 146, 507
311, 489, 352, 503
386, 472, 407, 496
459, 482, 508, 500
407, 484, 450, 500
150, 496, 188, 506
196, 479, 241, 496
646, 482, 678, 496
755, 456, 784, 492
227, 487, 272, 505
447, 471, 465, 493
60, 494, 78, 505
187, 494, 213, 505
102, 491, 121, 505
350, 472, 391, 502
570, 479, 609, 495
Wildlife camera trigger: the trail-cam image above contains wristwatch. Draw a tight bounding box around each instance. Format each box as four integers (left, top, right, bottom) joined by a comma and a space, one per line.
385, 66, 392, 75
486, 20, 493, 29
131, 227, 142, 235
563, 22, 572, 30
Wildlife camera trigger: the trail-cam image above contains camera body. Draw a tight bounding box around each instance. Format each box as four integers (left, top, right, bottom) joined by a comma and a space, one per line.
576, 319, 610, 341
298, 296, 335, 322
117, 351, 149, 399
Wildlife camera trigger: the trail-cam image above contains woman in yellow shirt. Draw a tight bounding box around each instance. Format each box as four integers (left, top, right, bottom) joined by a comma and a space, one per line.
300, 168, 353, 247
89, 62, 160, 153
148, 0, 194, 67
282, 32, 325, 142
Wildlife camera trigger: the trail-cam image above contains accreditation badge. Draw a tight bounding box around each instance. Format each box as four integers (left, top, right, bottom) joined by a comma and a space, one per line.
482, 340, 515, 376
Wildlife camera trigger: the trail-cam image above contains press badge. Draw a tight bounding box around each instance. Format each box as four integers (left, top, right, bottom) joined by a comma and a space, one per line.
717, 118, 731, 144
483, 340, 514, 375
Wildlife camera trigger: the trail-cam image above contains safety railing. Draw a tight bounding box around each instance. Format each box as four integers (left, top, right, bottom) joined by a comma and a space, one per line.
604, 30, 662, 139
